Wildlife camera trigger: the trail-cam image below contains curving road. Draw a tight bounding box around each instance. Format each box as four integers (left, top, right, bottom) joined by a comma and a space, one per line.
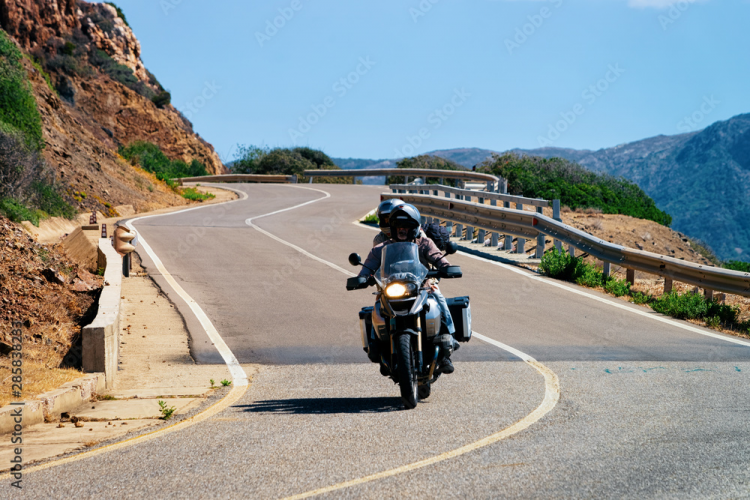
23, 183, 750, 498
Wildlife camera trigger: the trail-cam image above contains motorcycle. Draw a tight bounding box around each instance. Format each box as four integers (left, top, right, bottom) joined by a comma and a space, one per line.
346, 242, 471, 409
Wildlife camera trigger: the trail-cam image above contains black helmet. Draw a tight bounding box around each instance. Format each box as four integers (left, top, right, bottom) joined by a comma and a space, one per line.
389, 204, 422, 241
377, 199, 405, 237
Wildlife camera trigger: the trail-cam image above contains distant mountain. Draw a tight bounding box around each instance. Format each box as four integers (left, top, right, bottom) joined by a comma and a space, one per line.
332, 115, 750, 261
510, 117, 750, 261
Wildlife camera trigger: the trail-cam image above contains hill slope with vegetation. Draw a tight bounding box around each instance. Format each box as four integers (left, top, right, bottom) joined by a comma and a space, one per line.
478, 153, 672, 226
0, 0, 224, 223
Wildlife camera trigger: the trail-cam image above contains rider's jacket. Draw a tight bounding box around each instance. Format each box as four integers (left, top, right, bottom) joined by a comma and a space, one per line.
358, 236, 450, 277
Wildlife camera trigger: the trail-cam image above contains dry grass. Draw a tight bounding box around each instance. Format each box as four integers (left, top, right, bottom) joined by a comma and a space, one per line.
0, 361, 83, 407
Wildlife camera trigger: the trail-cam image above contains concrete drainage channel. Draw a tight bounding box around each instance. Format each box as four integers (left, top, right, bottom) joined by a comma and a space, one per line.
0, 224, 232, 471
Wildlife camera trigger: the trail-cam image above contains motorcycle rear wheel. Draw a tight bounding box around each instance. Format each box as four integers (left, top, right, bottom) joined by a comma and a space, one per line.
395, 334, 418, 409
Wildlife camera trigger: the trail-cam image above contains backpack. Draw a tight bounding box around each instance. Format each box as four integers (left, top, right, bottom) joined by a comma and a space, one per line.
421, 223, 451, 251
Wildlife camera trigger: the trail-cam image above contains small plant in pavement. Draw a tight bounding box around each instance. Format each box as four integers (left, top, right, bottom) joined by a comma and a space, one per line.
220, 379, 231, 387
158, 400, 176, 420
210, 379, 215, 388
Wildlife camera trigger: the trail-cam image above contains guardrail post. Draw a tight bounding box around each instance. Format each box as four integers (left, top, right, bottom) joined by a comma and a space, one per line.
568, 244, 575, 257
455, 223, 463, 239
446, 220, 453, 236
421, 215, 426, 224
516, 202, 525, 254
478, 229, 485, 245
491, 232, 498, 247
704, 288, 714, 301
553, 199, 562, 252
352, 176, 356, 184
438, 177, 443, 185
535, 206, 545, 258
664, 278, 673, 294
465, 226, 474, 241
308, 177, 313, 184
626, 268, 635, 285
602, 262, 611, 278
503, 201, 512, 251
291, 175, 298, 184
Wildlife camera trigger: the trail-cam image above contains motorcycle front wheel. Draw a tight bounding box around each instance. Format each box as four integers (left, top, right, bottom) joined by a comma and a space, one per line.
395, 334, 418, 409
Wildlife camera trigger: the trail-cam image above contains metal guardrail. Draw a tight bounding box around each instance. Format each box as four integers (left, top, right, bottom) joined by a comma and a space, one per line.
178, 174, 297, 185
384, 193, 750, 298
304, 168, 501, 187
389, 183, 549, 208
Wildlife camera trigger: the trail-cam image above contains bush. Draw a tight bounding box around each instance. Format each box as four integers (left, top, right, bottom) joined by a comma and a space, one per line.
0, 30, 44, 151
180, 187, 215, 202
576, 263, 604, 288
604, 277, 631, 297
478, 153, 672, 226
151, 90, 171, 108
31, 181, 77, 219
90, 49, 155, 99
119, 141, 208, 180
651, 291, 739, 326
390, 155, 463, 186
232, 145, 268, 174
540, 248, 580, 281
0, 197, 40, 225
723, 260, 750, 273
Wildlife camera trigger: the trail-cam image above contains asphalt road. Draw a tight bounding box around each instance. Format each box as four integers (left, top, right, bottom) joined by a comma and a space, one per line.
21, 183, 750, 498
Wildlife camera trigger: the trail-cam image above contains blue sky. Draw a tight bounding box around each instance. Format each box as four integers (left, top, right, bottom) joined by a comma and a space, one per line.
101, 0, 749, 162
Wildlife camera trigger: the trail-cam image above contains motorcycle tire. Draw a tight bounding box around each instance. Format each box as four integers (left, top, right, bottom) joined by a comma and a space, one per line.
418, 383, 431, 400
395, 334, 418, 409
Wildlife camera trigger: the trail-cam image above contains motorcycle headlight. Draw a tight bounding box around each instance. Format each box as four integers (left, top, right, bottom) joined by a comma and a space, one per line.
385, 283, 408, 298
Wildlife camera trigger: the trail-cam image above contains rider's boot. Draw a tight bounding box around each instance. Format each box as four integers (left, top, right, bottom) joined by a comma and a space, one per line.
435, 334, 455, 375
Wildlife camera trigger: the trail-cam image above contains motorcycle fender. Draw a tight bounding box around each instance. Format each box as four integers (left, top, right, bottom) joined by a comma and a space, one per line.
408, 291, 429, 316
372, 303, 388, 341
424, 297, 441, 337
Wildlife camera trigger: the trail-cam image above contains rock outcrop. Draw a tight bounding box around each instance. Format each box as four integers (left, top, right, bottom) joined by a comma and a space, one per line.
0, 0, 226, 215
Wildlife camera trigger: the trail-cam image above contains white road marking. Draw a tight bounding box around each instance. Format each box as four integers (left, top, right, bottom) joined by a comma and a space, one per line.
127, 191, 249, 386
245, 186, 356, 277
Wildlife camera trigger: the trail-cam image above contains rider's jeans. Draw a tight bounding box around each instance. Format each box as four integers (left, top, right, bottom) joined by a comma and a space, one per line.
431, 287, 455, 335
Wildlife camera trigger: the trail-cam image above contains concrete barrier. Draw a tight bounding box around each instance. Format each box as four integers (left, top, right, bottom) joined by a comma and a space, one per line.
0, 373, 105, 434
82, 239, 122, 388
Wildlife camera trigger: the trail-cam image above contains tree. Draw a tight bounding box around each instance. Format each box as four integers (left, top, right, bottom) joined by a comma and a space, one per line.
232, 145, 268, 174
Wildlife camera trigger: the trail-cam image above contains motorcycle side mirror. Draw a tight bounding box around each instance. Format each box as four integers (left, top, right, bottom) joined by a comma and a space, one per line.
439, 266, 463, 279
348, 253, 362, 267
445, 241, 458, 255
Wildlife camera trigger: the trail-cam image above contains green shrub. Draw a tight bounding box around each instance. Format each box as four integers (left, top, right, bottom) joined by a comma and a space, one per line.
31, 181, 76, 219
478, 153, 672, 226
232, 145, 269, 174
362, 213, 379, 224
119, 141, 208, 181
604, 276, 631, 297
0, 29, 44, 151
151, 90, 171, 108
575, 262, 604, 288
390, 155, 463, 186
180, 187, 215, 202
62, 42, 76, 56
630, 292, 651, 305
651, 291, 740, 327
0, 197, 39, 225
24, 55, 55, 93
90, 49, 155, 99
540, 248, 580, 281
723, 260, 750, 273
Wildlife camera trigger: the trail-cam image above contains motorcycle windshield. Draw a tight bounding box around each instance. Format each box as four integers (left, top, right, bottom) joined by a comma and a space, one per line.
380, 242, 427, 285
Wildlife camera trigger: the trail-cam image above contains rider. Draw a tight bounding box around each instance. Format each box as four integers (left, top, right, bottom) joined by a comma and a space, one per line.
373, 198, 424, 247
359, 204, 457, 374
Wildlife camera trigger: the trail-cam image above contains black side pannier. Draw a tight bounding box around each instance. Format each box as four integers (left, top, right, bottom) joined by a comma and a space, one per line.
446, 296, 471, 342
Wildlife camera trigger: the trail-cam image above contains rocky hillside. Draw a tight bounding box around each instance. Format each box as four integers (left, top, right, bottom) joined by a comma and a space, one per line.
514, 115, 750, 262
0, 0, 225, 215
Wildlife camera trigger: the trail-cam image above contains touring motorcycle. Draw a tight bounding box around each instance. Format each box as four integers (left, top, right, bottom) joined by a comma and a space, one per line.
346, 242, 471, 409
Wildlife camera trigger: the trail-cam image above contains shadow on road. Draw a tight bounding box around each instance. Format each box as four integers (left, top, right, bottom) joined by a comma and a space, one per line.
237, 397, 403, 414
